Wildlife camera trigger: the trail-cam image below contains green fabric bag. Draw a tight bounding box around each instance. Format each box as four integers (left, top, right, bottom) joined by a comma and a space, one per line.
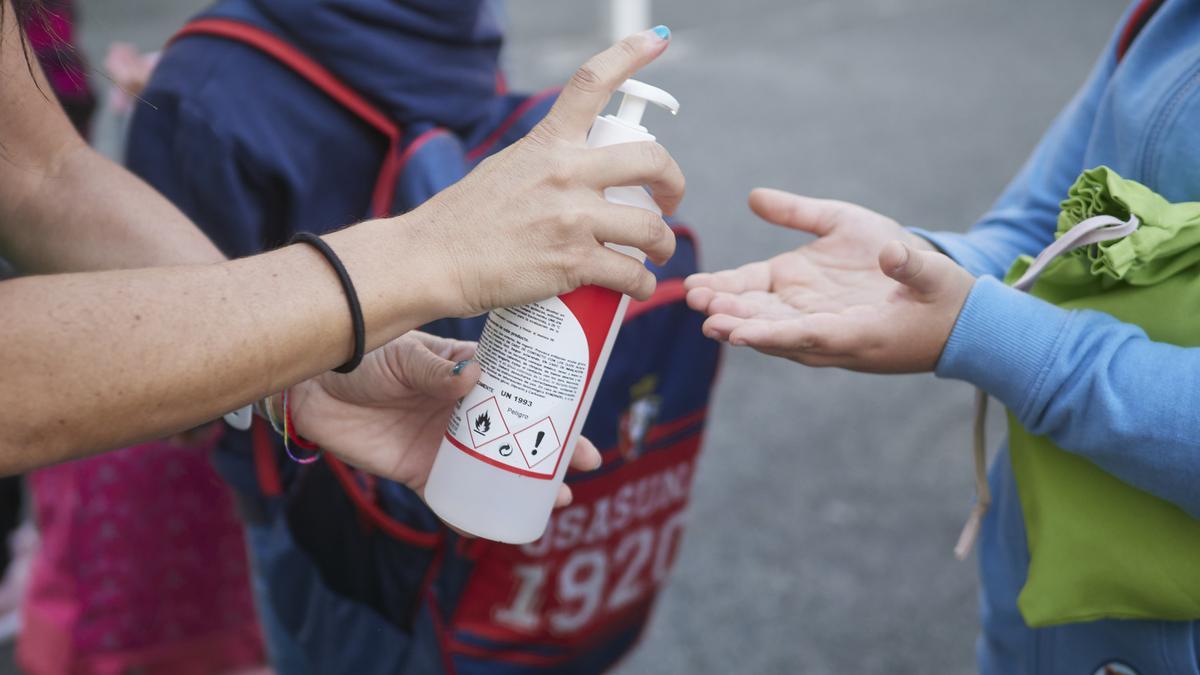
1003, 166, 1200, 627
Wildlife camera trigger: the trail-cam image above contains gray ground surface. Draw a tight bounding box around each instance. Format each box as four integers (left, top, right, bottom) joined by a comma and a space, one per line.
3, 1, 1127, 673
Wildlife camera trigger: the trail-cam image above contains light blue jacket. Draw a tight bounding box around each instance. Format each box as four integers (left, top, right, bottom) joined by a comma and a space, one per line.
914, 1, 1200, 672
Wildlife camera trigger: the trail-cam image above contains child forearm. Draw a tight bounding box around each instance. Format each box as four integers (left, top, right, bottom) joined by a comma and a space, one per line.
936, 278, 1200, 517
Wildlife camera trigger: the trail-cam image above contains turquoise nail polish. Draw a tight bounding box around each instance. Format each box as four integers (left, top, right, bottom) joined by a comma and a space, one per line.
652, 25, 670, 40
452, 359, 473, 376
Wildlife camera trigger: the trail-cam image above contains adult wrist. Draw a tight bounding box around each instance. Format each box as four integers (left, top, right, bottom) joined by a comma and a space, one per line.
323, 212, 451, 346
400, 198, 477, 319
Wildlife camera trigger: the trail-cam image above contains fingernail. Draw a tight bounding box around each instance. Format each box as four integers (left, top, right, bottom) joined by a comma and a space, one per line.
652, 25, 671, 40
451, 359, 474, 376
891, 243, 911, 275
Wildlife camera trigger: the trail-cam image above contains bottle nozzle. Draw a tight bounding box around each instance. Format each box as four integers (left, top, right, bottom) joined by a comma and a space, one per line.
613, 79, 679, 128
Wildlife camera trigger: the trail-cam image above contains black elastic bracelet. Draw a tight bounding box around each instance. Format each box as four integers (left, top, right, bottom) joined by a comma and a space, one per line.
289, 231, 365, 374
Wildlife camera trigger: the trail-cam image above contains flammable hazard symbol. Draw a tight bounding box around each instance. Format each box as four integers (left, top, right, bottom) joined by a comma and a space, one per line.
466, 397, 510, 449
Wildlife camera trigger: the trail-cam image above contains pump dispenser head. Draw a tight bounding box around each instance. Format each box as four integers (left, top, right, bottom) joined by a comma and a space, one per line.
586, 78, 677, 150
612, 79, 679, 131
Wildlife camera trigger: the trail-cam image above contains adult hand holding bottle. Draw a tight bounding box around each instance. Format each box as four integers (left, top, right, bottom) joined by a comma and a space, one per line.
0, 10, 680, 480
413, 25, 683, 318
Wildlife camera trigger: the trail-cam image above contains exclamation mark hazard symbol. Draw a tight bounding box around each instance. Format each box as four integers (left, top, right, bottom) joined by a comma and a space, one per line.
516, 420, 560, 470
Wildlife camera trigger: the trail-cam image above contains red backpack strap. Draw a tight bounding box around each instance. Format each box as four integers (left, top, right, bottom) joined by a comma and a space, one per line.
251, 417, 442, 547
1116, 0, 1164, 63
251, 418, 284, 497
175, 19, 444, 548
171, 18, 402, 217
324, 456, 443, 548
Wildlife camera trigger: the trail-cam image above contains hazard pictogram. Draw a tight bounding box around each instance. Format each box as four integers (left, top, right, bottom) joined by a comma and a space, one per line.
513, 418, 561, 469
466, 397, 509, 449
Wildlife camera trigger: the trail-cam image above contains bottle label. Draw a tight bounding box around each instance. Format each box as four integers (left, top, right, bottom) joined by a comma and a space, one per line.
443, 286, 622, 479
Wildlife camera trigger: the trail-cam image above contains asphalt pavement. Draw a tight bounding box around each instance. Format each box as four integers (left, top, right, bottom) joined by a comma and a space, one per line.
5, 1, 1128, 673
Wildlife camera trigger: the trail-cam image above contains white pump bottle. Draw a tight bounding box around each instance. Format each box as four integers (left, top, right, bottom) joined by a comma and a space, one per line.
423, 80, 679, 544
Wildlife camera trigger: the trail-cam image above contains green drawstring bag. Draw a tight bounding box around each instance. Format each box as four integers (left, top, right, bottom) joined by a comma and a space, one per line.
1001, 166, 1200, 627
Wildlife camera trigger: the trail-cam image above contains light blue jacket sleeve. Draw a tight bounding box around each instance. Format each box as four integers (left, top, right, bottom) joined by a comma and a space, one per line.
937, 277, 1200, 518
911, 48, 1117, 279
920, 22, 1200, 517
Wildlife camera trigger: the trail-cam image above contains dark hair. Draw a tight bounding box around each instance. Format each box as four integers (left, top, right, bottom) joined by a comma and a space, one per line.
3, 0, 44, 45
11, 0, 42, 25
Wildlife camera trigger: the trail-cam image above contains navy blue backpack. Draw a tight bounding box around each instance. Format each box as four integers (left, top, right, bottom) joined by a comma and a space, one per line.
175, 19, 721, 674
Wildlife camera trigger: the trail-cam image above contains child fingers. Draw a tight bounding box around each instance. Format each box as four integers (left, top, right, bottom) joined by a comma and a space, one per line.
684, 261, 771, 294
748, 188, 843, 235
879, 241, 961, 297
700, 313, 747, 340
685, 286, 717, 313
728, 315, 866, 356
705, 290, 787, 319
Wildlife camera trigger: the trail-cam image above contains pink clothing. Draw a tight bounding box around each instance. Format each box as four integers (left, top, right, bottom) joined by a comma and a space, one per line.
19, 429, 265, 675
23, 0, 93, 103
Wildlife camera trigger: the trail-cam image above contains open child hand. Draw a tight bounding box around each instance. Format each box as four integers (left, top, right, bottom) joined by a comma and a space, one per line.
287, 332, 600, 508
685, 189, 974, 373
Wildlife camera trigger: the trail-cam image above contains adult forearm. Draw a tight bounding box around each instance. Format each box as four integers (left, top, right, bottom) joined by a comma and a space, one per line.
0, 218, 445, 473
0, 25, 684, 474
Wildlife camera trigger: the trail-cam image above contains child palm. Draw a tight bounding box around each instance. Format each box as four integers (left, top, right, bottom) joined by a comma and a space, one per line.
685, 189, 974, 373
687, 189, 921, 317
